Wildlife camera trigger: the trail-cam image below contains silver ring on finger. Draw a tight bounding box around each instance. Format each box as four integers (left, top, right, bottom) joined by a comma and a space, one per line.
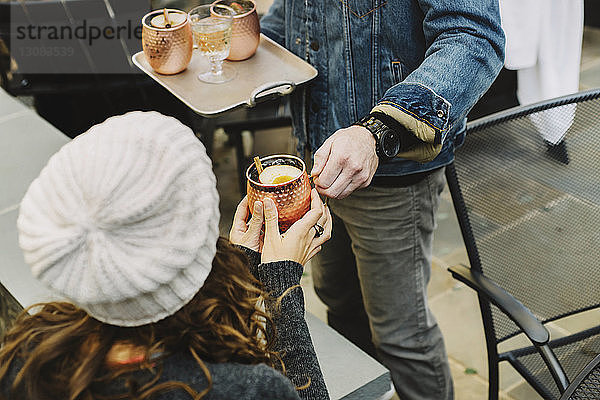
313, 223, 324, 238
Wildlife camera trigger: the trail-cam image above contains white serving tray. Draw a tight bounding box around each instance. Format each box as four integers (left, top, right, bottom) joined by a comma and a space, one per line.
132, 34, 317, 116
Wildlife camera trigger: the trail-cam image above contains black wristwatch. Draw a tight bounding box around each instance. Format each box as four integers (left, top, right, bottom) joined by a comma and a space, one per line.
355, 114, 402, 160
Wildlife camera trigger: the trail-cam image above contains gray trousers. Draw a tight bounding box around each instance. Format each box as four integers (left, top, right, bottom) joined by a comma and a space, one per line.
311, 168, 453, 400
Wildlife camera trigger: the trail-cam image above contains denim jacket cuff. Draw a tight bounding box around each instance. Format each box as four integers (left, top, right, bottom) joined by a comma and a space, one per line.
372, 83, 452, 145
369, 103, 444, 162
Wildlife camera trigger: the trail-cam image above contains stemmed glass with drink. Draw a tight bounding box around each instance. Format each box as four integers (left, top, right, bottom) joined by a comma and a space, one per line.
189, 4, 236, 84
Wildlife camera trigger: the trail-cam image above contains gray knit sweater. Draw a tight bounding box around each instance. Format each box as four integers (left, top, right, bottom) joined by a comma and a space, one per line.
1, 250, 330, 400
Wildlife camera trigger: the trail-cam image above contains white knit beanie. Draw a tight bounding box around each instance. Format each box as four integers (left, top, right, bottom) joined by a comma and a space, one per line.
17, 111, 220, 327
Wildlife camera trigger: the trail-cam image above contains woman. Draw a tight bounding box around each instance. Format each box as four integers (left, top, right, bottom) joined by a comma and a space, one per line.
0, 111, 332, 400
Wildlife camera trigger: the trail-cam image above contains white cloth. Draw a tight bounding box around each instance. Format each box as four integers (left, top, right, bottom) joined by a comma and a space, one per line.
500, 0, 584, 143
17, 111, 220, 327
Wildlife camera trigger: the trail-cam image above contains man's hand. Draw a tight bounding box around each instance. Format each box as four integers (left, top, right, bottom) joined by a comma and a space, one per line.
310, 125, 378, 199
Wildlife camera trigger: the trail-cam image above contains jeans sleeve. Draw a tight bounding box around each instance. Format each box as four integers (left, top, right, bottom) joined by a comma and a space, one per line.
260, 0, 286, 46
372, 0, 505, 160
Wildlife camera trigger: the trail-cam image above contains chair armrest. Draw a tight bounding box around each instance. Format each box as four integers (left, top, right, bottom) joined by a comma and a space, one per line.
448, 264, 550, 345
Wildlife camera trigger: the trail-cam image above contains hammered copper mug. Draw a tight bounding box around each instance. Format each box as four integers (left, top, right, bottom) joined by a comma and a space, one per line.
246, 154, 311, 232
142, 9, 193, 75
212, 0, 260, 61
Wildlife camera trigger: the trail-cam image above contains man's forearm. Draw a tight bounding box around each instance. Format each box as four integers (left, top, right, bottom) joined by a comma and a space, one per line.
370, 0, 505, 161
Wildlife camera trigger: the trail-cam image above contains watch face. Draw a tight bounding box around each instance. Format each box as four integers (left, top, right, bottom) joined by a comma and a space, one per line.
381, 130, 401, 158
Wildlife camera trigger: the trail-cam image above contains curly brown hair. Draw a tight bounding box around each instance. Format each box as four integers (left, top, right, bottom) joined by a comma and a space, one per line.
0, 238, 280, 400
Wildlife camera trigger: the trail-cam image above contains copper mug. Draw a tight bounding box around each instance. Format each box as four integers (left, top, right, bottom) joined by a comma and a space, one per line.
246, 154, 311, 232
142, 9, 193, 75
212, 0, 260, 61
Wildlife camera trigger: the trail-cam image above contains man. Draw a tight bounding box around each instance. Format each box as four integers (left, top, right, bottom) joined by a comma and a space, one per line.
261, 1, 505, 398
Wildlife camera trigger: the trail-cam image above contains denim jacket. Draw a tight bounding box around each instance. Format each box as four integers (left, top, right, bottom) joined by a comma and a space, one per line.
261, 0, 505, 176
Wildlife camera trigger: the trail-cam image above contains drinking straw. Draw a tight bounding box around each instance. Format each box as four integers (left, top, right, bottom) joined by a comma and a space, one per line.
253, 156, 264, 175
163, 8, 172, 28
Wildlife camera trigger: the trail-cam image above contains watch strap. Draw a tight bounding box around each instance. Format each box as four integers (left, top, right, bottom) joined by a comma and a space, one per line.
355, 115, 388, 159
369, 112, 425, 151
355, 113, 425, 154
356, 115, 385, 133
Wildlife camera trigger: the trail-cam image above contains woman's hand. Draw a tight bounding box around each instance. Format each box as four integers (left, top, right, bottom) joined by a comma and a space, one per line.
261, 188, 332, 265
229, 196, 264, 252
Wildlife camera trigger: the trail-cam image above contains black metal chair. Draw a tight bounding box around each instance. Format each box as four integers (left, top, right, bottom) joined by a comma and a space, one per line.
560, 354, 600, 400
446, 88, 600, 399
